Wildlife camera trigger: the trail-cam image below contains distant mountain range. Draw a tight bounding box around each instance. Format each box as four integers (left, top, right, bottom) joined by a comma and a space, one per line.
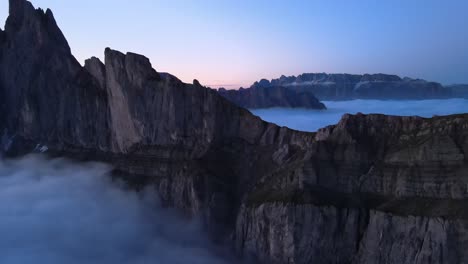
218, 85, 326, 109
217, 73, 468, 107
447, 84, 468, 99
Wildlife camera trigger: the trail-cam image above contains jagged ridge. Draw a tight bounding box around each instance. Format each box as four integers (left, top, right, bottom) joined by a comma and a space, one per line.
2, 1, 468, 263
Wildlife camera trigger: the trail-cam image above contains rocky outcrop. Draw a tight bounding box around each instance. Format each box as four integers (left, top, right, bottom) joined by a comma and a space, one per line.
2, 1, 468, 264
252, 73, 452, 100
218, 85, 326, 109
0, 0, 110, 151
235, 204, 365, 263
236, 204, 468, 264
84, 56, 106, 89
235, 113, 468, 263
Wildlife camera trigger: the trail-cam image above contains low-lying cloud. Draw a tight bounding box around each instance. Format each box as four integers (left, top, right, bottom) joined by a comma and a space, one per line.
0, 155, 232, 264
252, 98, 468, 132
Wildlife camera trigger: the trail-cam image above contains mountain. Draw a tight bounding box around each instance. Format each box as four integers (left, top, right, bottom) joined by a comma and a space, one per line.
218, 85, 326, 109
251, 73, 452, 100
447, 84, 468, 98
2, 1, 468, 263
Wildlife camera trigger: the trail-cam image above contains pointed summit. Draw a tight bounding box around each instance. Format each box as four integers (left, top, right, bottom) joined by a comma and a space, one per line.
6, 0, 35, 31
5, 0, 70, 53
9, 0, 33, 15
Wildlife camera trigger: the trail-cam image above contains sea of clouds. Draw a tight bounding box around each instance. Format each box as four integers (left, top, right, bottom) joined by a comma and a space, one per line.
251, 99, 468, 132
3, 99, 467, 263
0, 155, 232, 264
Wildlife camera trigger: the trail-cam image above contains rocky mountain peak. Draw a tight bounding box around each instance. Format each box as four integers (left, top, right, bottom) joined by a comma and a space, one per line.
84, 57, 106, 89
7, 0, 34, 27
104, 48, 160, 89
6, 0, 70, 53
193, 79, 202, 86
257, 78, 271, 87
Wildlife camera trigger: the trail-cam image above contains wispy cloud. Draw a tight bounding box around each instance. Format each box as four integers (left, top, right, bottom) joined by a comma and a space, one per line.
0, 155, 233, 264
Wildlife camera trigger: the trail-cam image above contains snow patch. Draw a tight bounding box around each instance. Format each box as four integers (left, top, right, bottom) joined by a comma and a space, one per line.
34, 144, 49, 153
353, 81, 370, 91
285, 81, 336, 87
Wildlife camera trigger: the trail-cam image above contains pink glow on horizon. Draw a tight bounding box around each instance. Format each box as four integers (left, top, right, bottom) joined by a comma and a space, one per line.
0, 0, 466, 86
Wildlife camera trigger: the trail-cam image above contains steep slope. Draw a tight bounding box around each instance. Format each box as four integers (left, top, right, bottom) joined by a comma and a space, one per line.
0, 0, 109, 151
218, 85, 326, 109
2, 1, 468, 264
0, 0, 270, 155
253, 73, 451, 100
0, 0, 312, 242
235, 113, 468, 263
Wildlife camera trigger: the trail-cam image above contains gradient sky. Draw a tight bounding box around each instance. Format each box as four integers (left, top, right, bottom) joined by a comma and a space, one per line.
1, 0, 467, 88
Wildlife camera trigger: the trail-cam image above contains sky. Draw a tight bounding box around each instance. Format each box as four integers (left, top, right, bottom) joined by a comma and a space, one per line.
1, 0, 467, 88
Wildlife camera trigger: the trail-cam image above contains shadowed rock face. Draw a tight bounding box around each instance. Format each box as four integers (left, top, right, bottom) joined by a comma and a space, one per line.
251, 73, 452, 100
0, 0, 110, 150
0, 0, 275, 155
218, 85, 326, 109
0, 0, 310, 241
237, 113, 468, 264
2, 1, 468, 263
447, 84, 468, 98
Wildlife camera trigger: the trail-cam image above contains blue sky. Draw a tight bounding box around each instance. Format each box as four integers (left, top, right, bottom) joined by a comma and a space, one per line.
1, 0, 467, 87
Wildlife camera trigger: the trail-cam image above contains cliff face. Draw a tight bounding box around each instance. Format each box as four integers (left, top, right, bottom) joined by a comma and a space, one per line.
0, 0, 272, 155
236, 205, 468, 264
447, 84, 468, 98
2, 1, 468, 264
235, 113, 468, 263
252, 73, 451, 100
218, 85, 326, 109
0, 0, 110, 151
0, 0, 312, 241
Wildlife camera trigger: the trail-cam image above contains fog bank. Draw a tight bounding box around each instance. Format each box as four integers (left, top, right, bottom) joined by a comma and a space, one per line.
252, 99, 468, 132
0, 155, 231, 264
